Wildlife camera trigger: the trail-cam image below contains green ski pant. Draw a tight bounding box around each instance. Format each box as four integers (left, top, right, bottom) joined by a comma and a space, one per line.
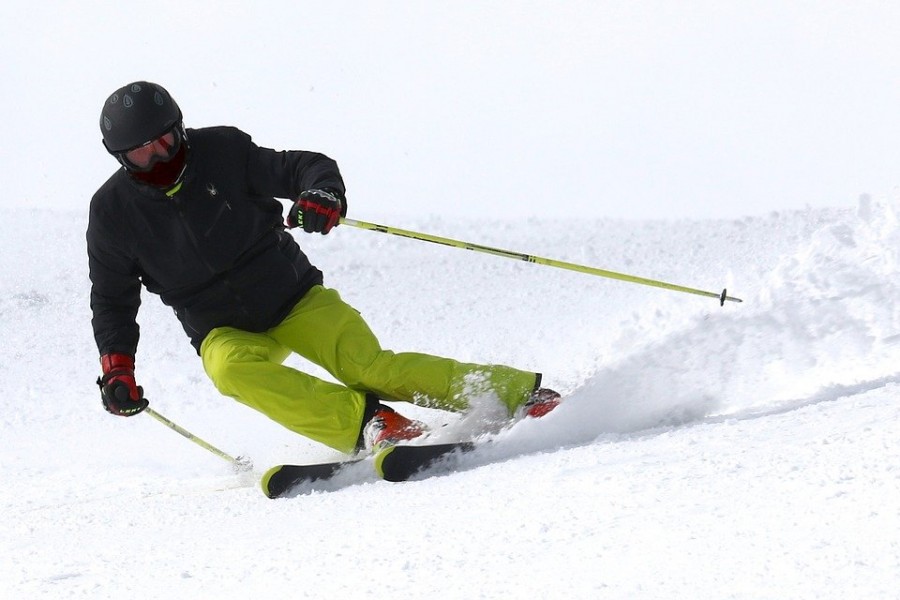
200, 285, 538, 453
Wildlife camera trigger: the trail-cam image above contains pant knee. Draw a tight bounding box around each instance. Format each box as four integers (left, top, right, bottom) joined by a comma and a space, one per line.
203, 340, 284, 396
335, 349, 390, 389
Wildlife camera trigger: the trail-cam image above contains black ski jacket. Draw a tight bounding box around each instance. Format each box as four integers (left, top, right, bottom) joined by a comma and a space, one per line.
87, 126, 345, 355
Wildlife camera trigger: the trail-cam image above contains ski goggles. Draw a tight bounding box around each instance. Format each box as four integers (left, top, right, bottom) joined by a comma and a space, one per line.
120, 126, 183, 172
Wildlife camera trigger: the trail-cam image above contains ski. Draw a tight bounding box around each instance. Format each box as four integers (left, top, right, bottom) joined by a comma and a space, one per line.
261, 390, 562, 496
374, 441, 476, 482
261, 458, 365, 498
262, 441, 477, 497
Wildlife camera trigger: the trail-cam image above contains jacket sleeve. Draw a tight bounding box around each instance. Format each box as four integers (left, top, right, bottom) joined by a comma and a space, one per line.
244, 137, 347, 214
87, 195, 142, 356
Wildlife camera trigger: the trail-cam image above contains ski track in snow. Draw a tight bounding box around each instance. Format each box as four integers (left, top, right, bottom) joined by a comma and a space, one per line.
2, 199, 899, 598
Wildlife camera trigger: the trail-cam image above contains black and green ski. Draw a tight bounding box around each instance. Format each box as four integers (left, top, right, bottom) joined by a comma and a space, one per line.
374, 441, 475, 482
261, 458, 366, 499
261, 441, 476, 498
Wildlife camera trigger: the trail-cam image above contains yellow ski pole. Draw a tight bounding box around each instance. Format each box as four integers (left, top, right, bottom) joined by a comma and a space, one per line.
340, 217, 742, 305
144, 407, 253, 472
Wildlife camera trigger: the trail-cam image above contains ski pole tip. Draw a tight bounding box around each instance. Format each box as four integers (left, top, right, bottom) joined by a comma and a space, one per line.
233, 455, 254, 473
719, 288, 743, 305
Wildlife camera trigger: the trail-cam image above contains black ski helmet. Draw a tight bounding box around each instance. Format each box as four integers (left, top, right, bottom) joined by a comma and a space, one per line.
100, 81, 182, 153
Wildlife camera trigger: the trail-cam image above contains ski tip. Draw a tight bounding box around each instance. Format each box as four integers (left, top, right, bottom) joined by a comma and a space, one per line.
260, 465, 285, 499
373, 446, 396, 480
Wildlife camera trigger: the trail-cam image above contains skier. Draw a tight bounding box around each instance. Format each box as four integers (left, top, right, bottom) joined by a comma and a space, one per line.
88, 81, 560, 456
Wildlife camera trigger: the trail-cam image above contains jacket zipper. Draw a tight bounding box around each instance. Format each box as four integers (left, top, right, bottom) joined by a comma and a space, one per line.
203, 194, 231, 238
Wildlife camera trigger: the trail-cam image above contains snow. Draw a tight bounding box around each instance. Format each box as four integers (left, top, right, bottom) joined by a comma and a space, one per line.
3, 197, 900, 598
3, 2, 900, 597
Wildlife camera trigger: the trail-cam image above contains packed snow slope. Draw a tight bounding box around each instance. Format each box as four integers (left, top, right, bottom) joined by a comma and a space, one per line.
2, 197, 899, 598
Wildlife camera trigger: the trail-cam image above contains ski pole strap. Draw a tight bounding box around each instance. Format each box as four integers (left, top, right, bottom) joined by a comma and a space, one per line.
339, 217, 742, 305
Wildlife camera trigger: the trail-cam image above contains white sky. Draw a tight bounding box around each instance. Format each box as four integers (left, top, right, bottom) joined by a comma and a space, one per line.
3, 1, 899, 219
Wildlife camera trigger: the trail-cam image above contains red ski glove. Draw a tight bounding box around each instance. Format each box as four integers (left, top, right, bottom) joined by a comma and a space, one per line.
97, 353, 149, 416
287, 189, 344, 234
